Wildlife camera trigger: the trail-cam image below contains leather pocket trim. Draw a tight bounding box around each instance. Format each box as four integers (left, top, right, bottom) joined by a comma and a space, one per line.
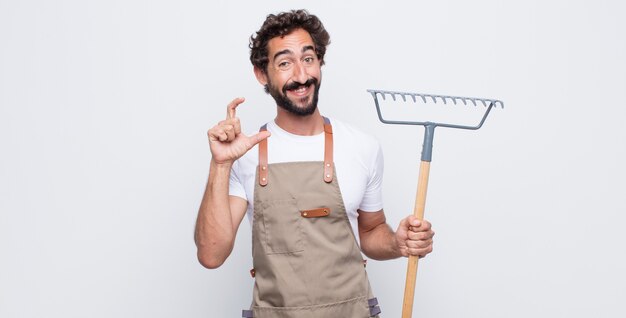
300, 207, 331, 218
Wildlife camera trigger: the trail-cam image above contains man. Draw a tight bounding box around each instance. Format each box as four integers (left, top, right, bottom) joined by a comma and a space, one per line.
195, 9, 434, 317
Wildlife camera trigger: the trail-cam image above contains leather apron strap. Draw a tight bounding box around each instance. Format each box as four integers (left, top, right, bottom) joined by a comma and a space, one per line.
258, 117, 334, 186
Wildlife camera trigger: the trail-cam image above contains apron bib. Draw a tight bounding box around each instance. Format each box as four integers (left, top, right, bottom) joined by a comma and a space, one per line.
242, 118, 381, 318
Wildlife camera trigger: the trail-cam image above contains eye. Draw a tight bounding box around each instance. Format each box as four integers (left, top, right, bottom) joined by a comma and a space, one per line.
303, 56, 315, 64
277, 61, 291, 70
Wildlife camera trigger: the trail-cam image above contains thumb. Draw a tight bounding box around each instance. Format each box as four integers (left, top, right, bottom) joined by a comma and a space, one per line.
398, 217, 409, 231
248, 130, 271, 148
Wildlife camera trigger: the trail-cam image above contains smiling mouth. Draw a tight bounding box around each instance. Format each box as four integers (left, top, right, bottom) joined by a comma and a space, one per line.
288, 85, 310, 96
283, 78, 317, 97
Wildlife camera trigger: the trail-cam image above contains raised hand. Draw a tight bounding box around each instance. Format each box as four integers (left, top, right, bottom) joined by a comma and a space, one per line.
207, 97, 271, 164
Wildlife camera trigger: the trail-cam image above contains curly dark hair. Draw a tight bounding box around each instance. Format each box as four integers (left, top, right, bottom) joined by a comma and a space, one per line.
249, 9, 330, 72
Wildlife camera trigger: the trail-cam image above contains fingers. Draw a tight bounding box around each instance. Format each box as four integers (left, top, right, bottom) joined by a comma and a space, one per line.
227, 97, 245, 119
248, 130, 271, 146
404, 245, 433, 258
206, 97, 262, 163
399, 215, 434, 258
207, 126, 228, 142
407, 218, 434, 243
207, 119, 270, 157
208, 117, 242, 144
407, 217, 431, 232
220, 118, 241, 140
210, 97, 244, 142
407, 229, 434, 241
403, 232, 433, 257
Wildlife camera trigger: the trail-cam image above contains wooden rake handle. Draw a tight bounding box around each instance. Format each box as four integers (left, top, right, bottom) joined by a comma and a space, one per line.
401, 160, 431, 318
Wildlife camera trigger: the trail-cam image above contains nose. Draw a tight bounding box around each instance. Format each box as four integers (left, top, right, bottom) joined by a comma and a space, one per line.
292, 60, 308, 84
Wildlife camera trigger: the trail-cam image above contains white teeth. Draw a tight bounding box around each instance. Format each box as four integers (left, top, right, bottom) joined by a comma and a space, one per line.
290, 86, 307, 93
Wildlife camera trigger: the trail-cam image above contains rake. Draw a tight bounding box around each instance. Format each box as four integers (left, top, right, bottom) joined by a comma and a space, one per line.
366, 89, 503, 318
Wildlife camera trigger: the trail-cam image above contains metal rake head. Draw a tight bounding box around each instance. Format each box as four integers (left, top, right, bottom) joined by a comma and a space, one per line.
367, 89, 504, 131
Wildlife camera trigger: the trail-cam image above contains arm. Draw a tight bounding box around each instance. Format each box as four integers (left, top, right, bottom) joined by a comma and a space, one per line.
194, 161, 247, 269
358, 209, 434, 261
194, 97, 270, 269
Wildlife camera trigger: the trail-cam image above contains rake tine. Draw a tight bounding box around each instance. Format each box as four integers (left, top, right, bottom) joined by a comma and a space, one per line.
367, 89, 504, 110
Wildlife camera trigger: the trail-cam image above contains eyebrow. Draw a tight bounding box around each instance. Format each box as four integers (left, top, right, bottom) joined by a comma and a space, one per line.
273, 49, 292, 61
272, 45, 316, 61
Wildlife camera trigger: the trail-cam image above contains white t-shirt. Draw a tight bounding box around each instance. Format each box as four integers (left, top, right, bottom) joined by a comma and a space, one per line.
229, 118, 384, 243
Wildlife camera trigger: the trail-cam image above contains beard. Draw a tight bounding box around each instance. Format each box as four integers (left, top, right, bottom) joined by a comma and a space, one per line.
265, 77, 321, 116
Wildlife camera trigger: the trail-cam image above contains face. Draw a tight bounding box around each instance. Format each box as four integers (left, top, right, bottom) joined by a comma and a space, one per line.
257, 28, 322, 116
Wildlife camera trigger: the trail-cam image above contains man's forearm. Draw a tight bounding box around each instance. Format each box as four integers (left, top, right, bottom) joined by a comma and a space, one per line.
195, 160, 236, 268
360, 223, 402, 261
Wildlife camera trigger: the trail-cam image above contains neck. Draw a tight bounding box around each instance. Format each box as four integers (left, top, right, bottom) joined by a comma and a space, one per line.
274, 108, 324, 136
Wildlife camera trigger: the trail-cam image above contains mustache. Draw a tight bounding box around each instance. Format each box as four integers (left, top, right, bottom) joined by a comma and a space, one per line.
282, 78, 318, 94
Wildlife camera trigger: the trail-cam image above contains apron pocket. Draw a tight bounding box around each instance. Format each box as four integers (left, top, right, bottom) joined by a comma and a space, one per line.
259, 199, 303, 254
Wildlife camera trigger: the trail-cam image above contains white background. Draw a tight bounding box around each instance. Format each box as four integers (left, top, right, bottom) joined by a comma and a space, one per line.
1, 0, 625, 317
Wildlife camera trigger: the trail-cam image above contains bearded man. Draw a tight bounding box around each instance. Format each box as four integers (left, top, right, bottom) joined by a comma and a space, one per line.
194, 9, 434, 318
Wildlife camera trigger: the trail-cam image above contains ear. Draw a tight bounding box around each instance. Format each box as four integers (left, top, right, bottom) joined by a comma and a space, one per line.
253, 66, 268, 86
